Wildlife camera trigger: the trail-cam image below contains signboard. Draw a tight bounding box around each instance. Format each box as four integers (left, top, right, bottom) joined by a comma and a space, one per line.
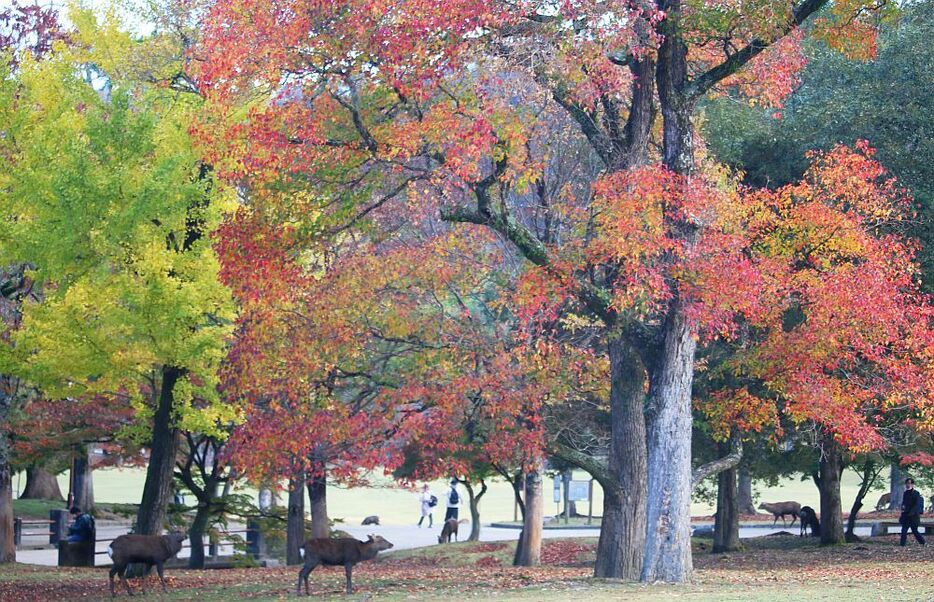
568, 480, 591, 502
553, 477, 561, 503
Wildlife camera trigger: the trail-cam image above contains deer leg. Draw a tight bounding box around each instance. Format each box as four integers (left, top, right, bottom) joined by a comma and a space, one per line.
139, 565, 152, 595
109, 565, 120, 597
157, 562, 167, 593
344, 563, 353, 594
297, 558, 318, 596
119, 565, 133, 596
772, 515, 778, 526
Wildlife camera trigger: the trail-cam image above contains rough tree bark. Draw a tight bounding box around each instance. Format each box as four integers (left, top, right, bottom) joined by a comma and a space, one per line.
514, 462, 543, 566
135, 366, 183, 536
463, 479, 487, 541
713, 441, 740, 553
21, 465, 64, 501
642, 302, 697, 582
889, 462, 905, 511
595, 334, 647, 579
307, 474, 328, 539
71, 449, 94, 511
286, 472, 305, 565
737, 466, 756, 515
0, 441, 13, 563
187, 478, 219, 569
818, 434, 845, 545
641, 0, 700, 581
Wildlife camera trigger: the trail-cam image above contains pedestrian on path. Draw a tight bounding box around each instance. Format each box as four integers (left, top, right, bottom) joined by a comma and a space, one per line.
444, 479, 461, 521
418, 484, 436, 527
900, 477, 926, 546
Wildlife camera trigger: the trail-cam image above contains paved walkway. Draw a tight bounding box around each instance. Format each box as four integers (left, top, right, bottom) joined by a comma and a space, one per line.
14, 521, 875, 567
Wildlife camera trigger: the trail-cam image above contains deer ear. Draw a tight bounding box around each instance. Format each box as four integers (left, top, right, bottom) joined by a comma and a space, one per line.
367, 534, 374, 541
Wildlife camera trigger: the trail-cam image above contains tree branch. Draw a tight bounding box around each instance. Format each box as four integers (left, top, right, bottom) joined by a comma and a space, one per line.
548, 440, 613, 491
691, 437, 743, 489
688, 0, 830, 99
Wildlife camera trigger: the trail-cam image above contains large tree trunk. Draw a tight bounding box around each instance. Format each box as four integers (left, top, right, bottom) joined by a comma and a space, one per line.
737, 466, 756, 515
642, 303, 696, 583
0, 452, 13, 563
286, 473, 305, 565
135, 366, 182, 536
889, 462, 905, 511
188, 479, 219, 569
0, 376, 15, 563
307, 474, 328, 539
21, 465, 64, 501
514, 462, 543, 566
464, 480, 486, 542
713, 442, 740, 553
818, 434, 845, 545
72, 449, 94, 511
594, 335, 647, 579
641, 1, 699, 582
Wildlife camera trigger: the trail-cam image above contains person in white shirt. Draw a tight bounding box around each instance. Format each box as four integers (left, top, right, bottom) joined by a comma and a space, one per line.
444, 479, 461, 521
418, 484, 435, 527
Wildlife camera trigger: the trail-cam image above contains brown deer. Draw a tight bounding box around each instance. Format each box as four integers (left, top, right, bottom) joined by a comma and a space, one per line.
438, 518, 459, 543
758, 501, 801, 526
296, 535, 393, 595
107, 531, 186, 597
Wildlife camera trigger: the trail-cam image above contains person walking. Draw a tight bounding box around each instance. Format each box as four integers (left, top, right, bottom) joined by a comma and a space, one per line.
444, 479, 461, 521
900, 477, 926, 546
417, 484, 436, 527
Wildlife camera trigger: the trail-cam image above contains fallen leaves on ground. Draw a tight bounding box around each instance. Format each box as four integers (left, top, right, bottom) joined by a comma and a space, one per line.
3, 535, 934, 601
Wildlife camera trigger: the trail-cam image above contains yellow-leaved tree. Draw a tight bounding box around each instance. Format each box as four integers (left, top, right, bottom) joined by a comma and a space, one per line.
0, 6, 236, 548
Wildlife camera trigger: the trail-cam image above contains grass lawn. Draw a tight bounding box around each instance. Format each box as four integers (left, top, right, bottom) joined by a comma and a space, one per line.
13, 467, 888, 525
3, 534, 933, 601
13, 498, 140, 521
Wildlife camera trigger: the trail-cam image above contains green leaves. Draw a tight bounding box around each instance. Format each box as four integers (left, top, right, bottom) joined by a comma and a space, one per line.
0, 22, 236, 436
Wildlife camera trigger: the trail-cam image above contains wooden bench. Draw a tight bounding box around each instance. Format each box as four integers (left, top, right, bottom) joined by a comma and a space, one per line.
871, 520, 934, 536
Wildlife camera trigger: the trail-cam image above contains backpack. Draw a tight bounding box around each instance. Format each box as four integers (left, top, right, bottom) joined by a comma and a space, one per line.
428, 495, 438, 508
449, 487, 459, 505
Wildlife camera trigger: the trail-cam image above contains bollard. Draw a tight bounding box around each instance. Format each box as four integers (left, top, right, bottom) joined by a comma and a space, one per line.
50, 509, 68, 545
13, 518, 22, 546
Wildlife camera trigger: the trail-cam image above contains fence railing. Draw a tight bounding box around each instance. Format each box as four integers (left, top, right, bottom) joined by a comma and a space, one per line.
61, 523, 265, 567
15, 510, 270, 567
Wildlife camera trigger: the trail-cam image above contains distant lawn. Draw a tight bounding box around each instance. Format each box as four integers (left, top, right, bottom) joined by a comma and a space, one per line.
3, 534, 934, 601
13, 499, 139, 520
13, 465, 890, 526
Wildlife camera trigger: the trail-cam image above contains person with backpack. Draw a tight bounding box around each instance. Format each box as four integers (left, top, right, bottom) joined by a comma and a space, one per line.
900, 477, 926, 546
444, 479, 461, 521
418, 484, 437, 527
66, 506, 95, 543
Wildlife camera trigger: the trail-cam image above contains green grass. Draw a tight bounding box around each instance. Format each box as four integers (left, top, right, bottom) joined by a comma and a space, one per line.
13, 467, 883, 526
3, 534, 934, 601
12, 498, 139, 520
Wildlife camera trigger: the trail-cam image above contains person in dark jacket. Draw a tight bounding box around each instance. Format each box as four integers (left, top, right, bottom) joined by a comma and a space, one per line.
900, 478, 926, 546
66, 506, 94, 543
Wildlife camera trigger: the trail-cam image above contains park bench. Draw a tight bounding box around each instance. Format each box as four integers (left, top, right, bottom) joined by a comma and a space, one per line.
871, 520, 934, 536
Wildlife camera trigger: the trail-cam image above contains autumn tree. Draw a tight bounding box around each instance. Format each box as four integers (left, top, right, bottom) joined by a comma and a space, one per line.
0, 1, 65, 563
0, 9, 236, 539
195, 0, 900, 582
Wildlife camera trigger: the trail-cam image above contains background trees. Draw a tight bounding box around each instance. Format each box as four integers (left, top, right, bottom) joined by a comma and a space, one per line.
0, 9, 236, 541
